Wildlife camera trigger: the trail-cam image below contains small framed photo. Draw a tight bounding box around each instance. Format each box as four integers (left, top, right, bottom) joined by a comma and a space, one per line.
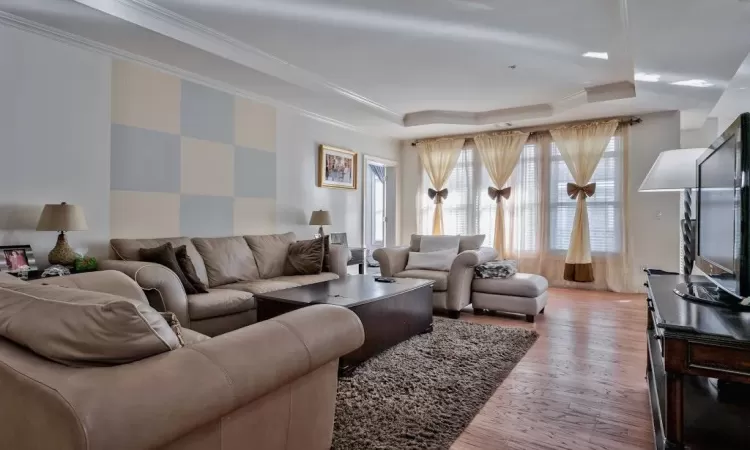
0, 245, 37, 273
318, 145, 358, 190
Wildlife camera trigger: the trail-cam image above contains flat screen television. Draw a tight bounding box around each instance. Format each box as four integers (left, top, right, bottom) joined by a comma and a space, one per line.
688, 113, 750, 307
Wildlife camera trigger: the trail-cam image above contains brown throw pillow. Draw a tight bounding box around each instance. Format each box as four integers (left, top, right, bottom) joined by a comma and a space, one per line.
321, 235, 331, 272
174, 245, 209, 293
139, 243, 198, 295
159, 312, 185, 347
285, 237, 325, 275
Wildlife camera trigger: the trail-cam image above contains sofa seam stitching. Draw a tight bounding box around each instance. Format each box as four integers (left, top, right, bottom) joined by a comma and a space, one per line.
189, 347, 237, 407
274, 320, 313, 372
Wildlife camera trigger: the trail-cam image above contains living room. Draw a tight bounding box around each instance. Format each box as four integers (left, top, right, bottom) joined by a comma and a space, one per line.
2, 0, 750, 449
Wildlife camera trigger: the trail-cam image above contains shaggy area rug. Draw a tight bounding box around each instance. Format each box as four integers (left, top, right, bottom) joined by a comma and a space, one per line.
332, 317, 539, 450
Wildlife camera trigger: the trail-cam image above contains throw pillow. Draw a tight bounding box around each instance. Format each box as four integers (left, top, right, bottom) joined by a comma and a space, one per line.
405, 249, 458, 272
159, 312, 185, 347
419, 235, 460, 253
139, 243, 198, 295
174, 245, 209, 293
285, 237, 325, 275
321, 235, 332, 272
0, 282, 180, 367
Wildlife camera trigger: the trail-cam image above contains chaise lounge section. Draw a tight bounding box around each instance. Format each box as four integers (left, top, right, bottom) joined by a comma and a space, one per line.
101, 233, 348, 336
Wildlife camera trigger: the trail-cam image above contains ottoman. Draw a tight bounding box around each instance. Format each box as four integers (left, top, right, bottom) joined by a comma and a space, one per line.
471, 273, 549, 322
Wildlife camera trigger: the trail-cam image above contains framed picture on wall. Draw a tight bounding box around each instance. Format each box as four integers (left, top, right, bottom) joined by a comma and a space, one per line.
318, 145, 358, 190
0, 245, 37, 273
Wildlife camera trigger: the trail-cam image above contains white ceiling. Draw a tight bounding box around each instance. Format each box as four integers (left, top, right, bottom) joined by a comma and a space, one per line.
3, 0, 750, 138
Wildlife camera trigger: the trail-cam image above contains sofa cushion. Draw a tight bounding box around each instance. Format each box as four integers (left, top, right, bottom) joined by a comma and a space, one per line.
0, 282, 180, 366
0, 272, 26, 285
284, 237, 325, 276
410, 234, 485, 253
418, 236, 460, 253
192, 237, 259, 287
175, 245, 209, 293
471, 273, 548, 298
216, 280, 299, 295
393, 270, 448, 291
245, 232, 296, 279
110, 237, 208, 286
186, 289, 255, 321
405, 249, 457, 272
181, 328, 210, 345
139, 242, 198, 295
272, 272, 339, 286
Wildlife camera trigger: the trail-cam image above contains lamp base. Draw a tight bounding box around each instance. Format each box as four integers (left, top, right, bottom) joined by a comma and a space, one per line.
48, 232, 77, 266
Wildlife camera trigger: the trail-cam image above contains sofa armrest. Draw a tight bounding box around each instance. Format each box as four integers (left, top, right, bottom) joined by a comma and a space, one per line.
328, 244, 349, 278
372, 246, 410, 276
29, 270, 148, 303
447, 247, 498, 312
0, 305, 363, 450
98, 260, 189, 326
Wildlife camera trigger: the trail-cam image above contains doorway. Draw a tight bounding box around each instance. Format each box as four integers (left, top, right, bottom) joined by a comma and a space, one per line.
363, 156, 398, 270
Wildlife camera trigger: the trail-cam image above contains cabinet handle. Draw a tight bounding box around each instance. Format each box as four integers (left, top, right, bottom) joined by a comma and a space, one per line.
643, 282, 649, 288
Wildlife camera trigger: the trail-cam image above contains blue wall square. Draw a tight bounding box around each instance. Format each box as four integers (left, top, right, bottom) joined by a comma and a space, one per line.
111, 124, 181, 192
234, 147, 276, 198
180, 81, 234, 144
180, 195, 234, 237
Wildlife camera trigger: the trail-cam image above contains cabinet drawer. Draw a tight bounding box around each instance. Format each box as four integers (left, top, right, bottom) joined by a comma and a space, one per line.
688, 343, 750, 376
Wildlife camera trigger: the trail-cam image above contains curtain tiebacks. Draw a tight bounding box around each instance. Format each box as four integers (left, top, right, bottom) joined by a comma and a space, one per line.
567, 182, 596, 200
428, 188, 448, 204
487, 186, 511, 203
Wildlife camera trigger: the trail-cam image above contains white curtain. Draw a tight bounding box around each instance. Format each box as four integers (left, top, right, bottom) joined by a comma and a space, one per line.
474, 132, 530, 259
416, 138, 465, 235
550, 120, 619, 282
418, 126, 637, 293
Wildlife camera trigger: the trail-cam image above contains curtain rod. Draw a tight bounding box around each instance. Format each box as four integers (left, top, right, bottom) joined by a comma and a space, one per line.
410, 116, 642, 146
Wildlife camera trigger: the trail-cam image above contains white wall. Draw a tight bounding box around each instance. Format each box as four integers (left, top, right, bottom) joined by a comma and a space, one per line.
275, 110, 401, 246
680, 117, 718, 148
0, 26, 111, 263
629, 111, 682, 276
400, 141, 421, 244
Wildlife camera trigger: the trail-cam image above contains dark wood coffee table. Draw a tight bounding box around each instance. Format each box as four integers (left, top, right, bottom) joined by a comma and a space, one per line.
255, 275, 434, 375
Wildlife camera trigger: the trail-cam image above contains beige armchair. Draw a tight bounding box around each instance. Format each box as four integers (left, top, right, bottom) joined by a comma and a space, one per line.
373, 244, 497, 318
0, 270, 364, 450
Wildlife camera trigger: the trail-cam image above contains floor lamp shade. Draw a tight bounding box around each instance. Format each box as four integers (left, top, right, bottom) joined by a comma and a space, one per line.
36, 202, 88, 265
638, 148, 705, 276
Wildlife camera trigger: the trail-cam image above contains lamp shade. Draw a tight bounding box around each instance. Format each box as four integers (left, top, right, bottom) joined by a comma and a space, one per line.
36, 203, 88, 231
639, 148, 706, 192
309, 210, 332, 226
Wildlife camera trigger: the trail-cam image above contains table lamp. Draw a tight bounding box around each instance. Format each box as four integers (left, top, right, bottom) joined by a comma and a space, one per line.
639, 148, 705, 275
36, 202, 88, 265
309, 210, 332, 237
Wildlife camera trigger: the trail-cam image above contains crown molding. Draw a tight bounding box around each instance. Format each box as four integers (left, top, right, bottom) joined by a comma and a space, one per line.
71, 0, 404, 125
0, 11, 362, 133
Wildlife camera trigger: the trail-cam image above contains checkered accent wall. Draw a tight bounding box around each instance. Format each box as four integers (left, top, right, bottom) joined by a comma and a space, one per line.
110, 60, 277, 239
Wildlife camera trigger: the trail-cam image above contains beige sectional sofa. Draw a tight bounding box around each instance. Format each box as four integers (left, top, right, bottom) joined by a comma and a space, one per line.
0, 271, 364, 450
100, 233, 348, 336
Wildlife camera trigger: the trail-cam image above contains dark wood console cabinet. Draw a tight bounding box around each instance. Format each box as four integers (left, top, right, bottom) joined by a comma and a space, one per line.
645, 272, 750, 450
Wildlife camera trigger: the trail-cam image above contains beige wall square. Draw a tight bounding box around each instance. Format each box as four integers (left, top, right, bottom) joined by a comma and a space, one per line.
181, 137, 234, 196
234, 197, 276, 235
110, 191, 180, 238
112, 60, 180, 134
235, 97, 276, 151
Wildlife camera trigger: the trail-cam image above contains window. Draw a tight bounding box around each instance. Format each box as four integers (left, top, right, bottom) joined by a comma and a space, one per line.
419, 134, 623, 255
548, 137, 622, 253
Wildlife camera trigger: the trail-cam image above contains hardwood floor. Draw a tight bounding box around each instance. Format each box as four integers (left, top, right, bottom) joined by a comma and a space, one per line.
451, 287, 652, 450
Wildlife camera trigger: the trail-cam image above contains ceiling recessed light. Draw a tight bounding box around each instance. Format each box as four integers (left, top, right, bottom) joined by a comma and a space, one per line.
671, 79, 714, 88
582, 52, 608, 60
635, 72, 661, 82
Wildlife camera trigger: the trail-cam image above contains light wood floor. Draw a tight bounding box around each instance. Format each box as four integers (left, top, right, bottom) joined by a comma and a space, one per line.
451, 287, 652, 450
